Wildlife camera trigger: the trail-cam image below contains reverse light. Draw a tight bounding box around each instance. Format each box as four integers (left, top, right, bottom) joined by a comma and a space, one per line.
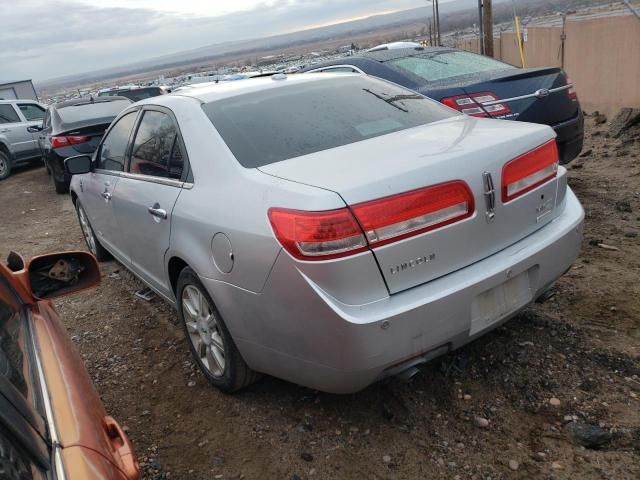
351, 181, 474, 247
268, 208, 367, 260
502, 140, 559, 202
51, 135, 89, 149
441, 92, 511, 117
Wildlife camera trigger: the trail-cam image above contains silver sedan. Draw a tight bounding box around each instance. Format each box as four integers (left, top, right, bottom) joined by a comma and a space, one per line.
67, 73, 584, 393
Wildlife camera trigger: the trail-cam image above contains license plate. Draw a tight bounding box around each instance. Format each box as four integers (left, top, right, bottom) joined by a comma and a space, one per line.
469, 271, 532, 336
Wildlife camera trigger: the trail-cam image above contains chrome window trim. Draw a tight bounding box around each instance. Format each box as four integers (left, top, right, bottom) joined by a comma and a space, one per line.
481, 84, 572, 106
305, 64, 366, 74
93, 169, 188, 188
27, 312, 67, 480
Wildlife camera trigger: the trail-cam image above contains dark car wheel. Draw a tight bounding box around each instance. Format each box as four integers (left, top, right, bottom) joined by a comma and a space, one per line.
0, 152, 11, 180
75, 201, 112, 261
53, 177, 69, 194
177, 267, 258, 393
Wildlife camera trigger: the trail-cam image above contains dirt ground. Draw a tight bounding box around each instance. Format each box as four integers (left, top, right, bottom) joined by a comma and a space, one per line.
0, 116, 638, 480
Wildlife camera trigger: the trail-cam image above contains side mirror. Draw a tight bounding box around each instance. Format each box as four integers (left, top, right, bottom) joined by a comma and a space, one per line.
65, 154, 92, 175
27, 252, 100, 300
27, 124, 43, 133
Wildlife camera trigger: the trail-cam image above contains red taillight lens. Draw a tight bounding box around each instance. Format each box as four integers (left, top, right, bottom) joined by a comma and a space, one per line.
502, 140, 559, 202
352, 181, 474, 247
51, 135, 89, 149
441, 92, 511, 117
566, 77, 577, 100
268, 208, 367, 260
269, 181, 475, 260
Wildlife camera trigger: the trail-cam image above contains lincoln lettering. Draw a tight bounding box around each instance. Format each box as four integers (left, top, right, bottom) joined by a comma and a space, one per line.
389, 253, 436, 275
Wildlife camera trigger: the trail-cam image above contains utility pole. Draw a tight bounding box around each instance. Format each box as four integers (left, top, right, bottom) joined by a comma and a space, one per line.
478, 0, 484, 54
435, 0, 441, 46
483, 0, 494, 57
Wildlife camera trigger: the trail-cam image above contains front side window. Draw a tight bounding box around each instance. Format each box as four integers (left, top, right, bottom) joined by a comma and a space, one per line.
388, 51, 515, 82
97, 111, 137, 171
0, 105, 20, 124
129, 110, 183, 179
203, 76, 454, 167
17, 104, 45, 122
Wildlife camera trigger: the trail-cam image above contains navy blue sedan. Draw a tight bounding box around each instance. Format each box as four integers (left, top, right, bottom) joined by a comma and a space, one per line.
300, 47, 583, 164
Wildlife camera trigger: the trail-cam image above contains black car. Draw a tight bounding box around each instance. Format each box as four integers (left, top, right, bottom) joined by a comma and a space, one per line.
300, 47, 584, 164
36, 96, 132, 193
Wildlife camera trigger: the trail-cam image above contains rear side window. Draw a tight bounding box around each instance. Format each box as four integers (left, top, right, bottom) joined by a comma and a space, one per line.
57, 100, 131, 124
0, 105, 19, 124
129, 110, 183, 179
203, 76, 454, 167
388, 51, 515, 82
97, 111, 137, 171
17, 104, 45, 122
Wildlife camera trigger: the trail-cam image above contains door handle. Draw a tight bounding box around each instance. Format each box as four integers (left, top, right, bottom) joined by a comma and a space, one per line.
0, 128, 9, 133
102, 191, 112, 201
148, 204, 167, 220
103, 416, 139, 480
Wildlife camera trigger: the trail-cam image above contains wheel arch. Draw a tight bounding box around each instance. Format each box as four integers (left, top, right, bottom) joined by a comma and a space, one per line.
0, 141, 12, 159
167, 256, 189, 295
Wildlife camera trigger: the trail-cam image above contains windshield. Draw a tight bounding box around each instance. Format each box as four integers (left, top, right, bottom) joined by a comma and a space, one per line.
203, 76, 455, 167
117, 88, 163, 102
57, 100, 131, 124
389, 51, 515, 82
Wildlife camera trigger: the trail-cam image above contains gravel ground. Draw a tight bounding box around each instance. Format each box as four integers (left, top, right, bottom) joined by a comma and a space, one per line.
0, 116, 638, 479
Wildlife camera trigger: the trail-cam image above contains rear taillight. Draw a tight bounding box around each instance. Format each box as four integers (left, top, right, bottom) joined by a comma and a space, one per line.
502, 140, 559, 202
441, 92, 511, 117
268, 208, 367, 260
352, 181, 474, 247
51, 135, 89, 149
566, 77, 577, 100
268, 181, 475, 260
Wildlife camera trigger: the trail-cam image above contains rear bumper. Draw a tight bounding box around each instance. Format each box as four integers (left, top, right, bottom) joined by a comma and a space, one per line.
203, 189, 584, 394
553, 110, 584, 164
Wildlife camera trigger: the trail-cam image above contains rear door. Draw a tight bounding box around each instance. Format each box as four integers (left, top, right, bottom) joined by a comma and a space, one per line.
82, 110, 139, 263
16, 103, 46, 158
111, 107, 186, 296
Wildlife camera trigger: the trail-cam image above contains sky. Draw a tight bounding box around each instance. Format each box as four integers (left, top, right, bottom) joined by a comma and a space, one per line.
1, 0, 435, 83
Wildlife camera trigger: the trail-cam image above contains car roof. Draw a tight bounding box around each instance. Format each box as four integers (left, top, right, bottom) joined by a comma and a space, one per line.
0, 99, 40, 104
51, 96, 132, 110
156, 73, 359, 104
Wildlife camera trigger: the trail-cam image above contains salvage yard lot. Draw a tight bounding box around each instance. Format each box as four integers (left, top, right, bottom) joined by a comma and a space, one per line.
1, 116, 638, 479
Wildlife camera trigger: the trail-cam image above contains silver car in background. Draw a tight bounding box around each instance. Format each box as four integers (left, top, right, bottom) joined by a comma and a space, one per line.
67, 73, 584, 393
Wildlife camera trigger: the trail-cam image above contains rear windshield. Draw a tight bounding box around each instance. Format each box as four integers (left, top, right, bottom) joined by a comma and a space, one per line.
117, 88, 163, 102
57, 100, 131, 124
203, 76, 454, 167
389, 51, 515, 82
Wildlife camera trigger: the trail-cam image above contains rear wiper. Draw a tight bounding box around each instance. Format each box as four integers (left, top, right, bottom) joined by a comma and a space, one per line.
362, 88, 422, 113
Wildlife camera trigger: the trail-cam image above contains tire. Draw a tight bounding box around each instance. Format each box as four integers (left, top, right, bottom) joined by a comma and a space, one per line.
177, 267, 258, 393
54, 176, 69, 194
0, 151, 11, 181
75, 201, 112, 261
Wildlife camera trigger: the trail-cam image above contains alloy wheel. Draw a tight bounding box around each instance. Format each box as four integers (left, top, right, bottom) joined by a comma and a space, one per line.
182, 285, 226, 377
0, 157, 7, 177
77, 205, 97, 255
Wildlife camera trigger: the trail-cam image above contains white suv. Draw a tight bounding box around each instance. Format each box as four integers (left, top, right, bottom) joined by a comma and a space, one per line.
0, 99, 46, 180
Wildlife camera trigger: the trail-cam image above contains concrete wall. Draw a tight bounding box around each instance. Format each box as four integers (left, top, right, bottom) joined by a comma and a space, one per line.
452, 15, 640, 117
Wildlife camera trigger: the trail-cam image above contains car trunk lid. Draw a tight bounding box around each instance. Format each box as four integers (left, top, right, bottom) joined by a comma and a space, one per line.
432, 67, 579, 126
260, 115, 562, 294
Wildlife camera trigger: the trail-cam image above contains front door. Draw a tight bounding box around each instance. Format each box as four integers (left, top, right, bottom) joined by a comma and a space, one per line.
16, 103, 46, 159
112, 108, 187, 296
81, 111, 138, 264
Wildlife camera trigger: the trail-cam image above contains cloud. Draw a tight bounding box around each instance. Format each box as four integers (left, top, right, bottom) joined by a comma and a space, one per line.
1, 0, 424, 82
